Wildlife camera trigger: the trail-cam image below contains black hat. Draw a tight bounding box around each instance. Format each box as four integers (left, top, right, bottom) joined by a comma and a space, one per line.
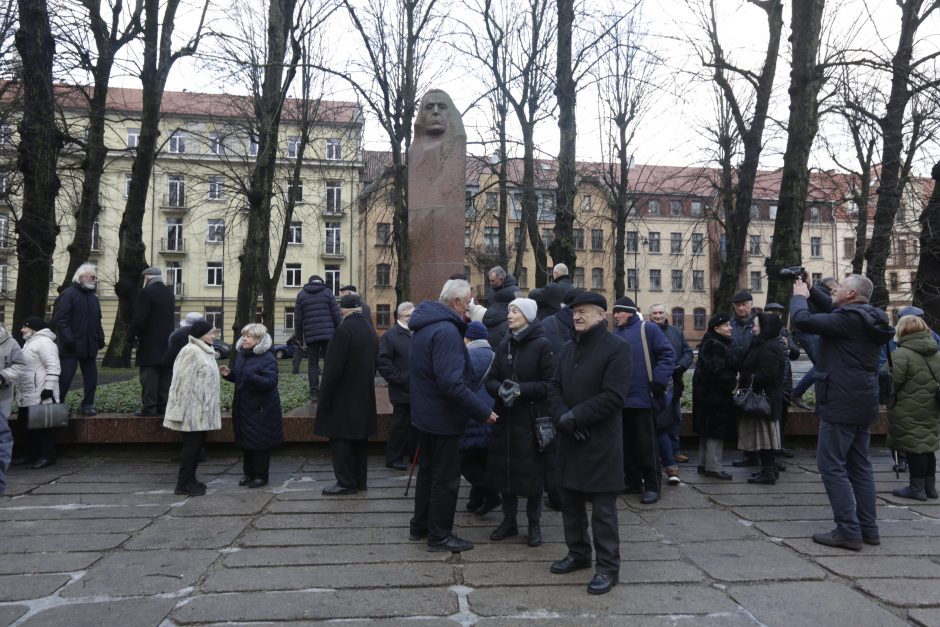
764, 302, 785, 312
569, 291, 607, 311
731, 290, 753, 304
707, 313, 731, 331
308, 275, 324, 284
340, 293, 362, 309
22, 317, 48, 332
613, 296, 638, 313
562, 288, 584, 306
528, 287, 547, 304
189, 320, 213, 338
340, 284, 357, 293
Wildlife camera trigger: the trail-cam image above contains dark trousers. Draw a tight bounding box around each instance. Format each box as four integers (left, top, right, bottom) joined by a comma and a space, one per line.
907, 451, 937, 479
330, 438, 368, 489
291, 347, 304, 375
140, 365, 171, 413
460, 447, 499, 507
59, 356, 98, 408
15, 407, 55, 461
502, 493, 541, 523
411, 431, 461, 543
385, 403, 416, 465
306, 341, 328, 395
242, 449, 271, 479
178, 431, 208, 487
816, 421, 877, 540
559, 487, 620, 576
622, 408, 661, 492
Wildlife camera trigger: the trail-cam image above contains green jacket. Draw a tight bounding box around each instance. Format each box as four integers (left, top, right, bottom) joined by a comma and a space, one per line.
885, 331, 940, 453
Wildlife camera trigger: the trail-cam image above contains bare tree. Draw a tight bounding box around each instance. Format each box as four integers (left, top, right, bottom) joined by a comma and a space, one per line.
914, 161, 940, 327
13, 0, 62, 336
103, 0, 208, 367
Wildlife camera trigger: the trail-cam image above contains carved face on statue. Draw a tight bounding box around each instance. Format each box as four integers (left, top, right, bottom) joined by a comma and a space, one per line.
413, 89, 464, 141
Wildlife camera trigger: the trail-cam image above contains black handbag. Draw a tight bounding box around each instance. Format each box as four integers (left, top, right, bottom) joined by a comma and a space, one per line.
533, 415, 556, 452
27, 402, 69, 430
733, 376, 772, 419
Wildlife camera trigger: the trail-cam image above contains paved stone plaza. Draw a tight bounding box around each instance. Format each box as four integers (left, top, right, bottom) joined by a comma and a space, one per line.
1, 445, 939, 626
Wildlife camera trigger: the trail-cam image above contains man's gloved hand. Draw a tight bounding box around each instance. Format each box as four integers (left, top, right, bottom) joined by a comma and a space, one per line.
672, 365, 686, 378
650, 381, 668, 397
40, 389, 54, 401
558, 411, 578, 435
498, 380, 521, 407
573, 428, 591, 441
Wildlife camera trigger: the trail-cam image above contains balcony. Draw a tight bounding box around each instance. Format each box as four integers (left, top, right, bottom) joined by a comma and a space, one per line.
160, 192, 188, 212
321, 207, 345, 218
320, 242, 345, 259
160, 238, 186, 254
167, 282, 185, 298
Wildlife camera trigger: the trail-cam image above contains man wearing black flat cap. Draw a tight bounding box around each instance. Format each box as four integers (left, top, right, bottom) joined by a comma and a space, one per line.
729, 290, 756, 363
547, 290, 632, 595
340, 285, 372, 327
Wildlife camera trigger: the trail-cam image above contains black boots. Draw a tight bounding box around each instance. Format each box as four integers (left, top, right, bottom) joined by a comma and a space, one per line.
893, 477, 928, 501
527, 521, 542, 547
490, 517, 519, 541
747, 450, 776, 485
926, 476, 938, 499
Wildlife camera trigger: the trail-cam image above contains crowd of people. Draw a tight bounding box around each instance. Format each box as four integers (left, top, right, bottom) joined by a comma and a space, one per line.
0, 261, 938, 595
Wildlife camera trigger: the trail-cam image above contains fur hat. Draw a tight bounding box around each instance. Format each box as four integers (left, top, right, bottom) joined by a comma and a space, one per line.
189, 320, 213, 339
569, 291, 607, 311
465, 321, 488, 341
509, 298, 537, 323
613, 296, 638, 313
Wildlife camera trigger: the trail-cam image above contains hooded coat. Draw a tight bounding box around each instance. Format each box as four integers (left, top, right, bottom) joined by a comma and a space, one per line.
692, 331, 737, 439
885, 330, 940, 454
738, 313, 787, 422
314, 311, 378, 440
408, 300, 493, 435
128, 279, 176, 366
484, 320, 555, 497
53, 282, 105, 359
163, 336, 222, 432
294, 280, 341, 344
791, 296, 895, 425
459, 339, 495, 451
224, 334, 283, 450
15, 328, 60, 407
0, 326, 26, 418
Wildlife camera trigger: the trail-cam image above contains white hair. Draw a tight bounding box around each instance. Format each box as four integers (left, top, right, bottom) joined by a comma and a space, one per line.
648, 303, 666, 314
553, 263, 568, 277
397, 301, 415, 316
240, 323, 267, 339
440, 279, 471, 304
72, 263, 97, 283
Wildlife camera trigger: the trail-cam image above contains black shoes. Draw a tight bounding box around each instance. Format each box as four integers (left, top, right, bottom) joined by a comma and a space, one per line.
489, 518, 518, 541
31, 458, 56, 470
704, 470, 733, 480
587, 572, 618, 595
544, 496, 563, 511
527, 523, 542, 547
474, 495, 501, 516
238, 475, 252, 487
732, 456, 759, 468
427, 535, 474, 552
409, 528, 428, 541
812, 530, 862, 551
386, 461, 408, 471
862, 535, 881, 546
640, 490, 660, 505
134, 409, 157, 417
78, 406, 97, 416
174, 482, 206, 496
747, 467, 777, 485
247, 478, 268, 489
550, 554, 592, 574
321, 483, 357, 495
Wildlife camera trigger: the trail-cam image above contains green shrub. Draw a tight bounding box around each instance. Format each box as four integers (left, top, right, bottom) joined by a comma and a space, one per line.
678, 371, 814, 410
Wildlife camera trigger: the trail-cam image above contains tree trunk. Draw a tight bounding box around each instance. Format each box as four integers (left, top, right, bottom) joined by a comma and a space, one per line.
914, 161, 940, 329
551, 0, 576, 271
765, 0, 826, 312
13, 0, 60, 337
851, 174, 871, 274
520, 126, 548, 287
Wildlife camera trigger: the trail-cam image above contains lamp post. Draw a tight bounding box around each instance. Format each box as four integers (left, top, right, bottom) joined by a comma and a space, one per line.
632, 234, 648, 304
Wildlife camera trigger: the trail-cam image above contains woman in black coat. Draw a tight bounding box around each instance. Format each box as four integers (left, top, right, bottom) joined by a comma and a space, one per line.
737, 312, 786, 485
692, 314, 737, 480
220, 323, 283, 488
484, 299, 555, 547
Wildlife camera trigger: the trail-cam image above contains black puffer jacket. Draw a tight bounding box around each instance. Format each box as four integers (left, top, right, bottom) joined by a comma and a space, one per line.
295, 280, 341, 345
224, 334, 283, 450
692, 332, 737, 439
738, 313, 787, 422
52, 283, 105, 359
484, 320, 555, 497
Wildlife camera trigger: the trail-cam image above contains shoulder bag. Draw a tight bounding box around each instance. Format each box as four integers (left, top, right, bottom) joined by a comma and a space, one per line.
733, 375, 772, 419
640, 321, 672, 430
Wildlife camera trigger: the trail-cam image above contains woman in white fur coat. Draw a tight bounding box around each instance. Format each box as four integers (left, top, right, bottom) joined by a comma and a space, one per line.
163, 320, 221, 496
14, 317, 60, 469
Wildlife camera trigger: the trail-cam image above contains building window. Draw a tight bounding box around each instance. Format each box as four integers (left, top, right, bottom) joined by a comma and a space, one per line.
648, 232, 661, 253
750, 204, 760, 220
811, 272, 822, 284
670, 232, 682, 255
465, 226, 471, 249
691, 201, 703, 217
591, 267, 604, 290
574, 267, 585, 288
769, 205, 778, 220
376, 222, 391, 246
207, 219, 224, 243
810, 206, 821, 222
326, 138, 341, 160
749, 235, 761, 256
0, 214, 7, 249
591, 228, 604, 251
325, 180, 341, 213
750, 271, 762, 292
376, 304, 391, 328
90, 219, 101, 251
648, 199, 660, 216
465, 191, 475, 219
284, 307, 295, 330
671, 270, 683, 291
0, 125, 11, 146
248, 135, 258, 157
207, 262, 223, 286
325, 222, 341, 255
693, 270, 704, 291
124, 173, 133, 197
287, 136, 300, 158
167, 175, 185, 207
694, 307, 706, 330
627, 231, 638, 253
204, 308, 223, 330
166, 262, 182, 295
691, 232, 704, 255
254, 306, 264, 323
325, 264, 340, 295
376, 263, 391, 287
581, 194, 592, 212
483, 226, 499, 254
518, 267, 528, 289
889, 272, 899, 291
285, 263, 302, 287
168, 131, 185, 154
843, 237, 855, 258
537, 192, 555, 220
485, 192, 497, 211
670, 200, 682, 216
672, 307, 685, 328
513, 227, 524, 247
627, 269, 638, 291
209, 133, 224, 156
208, 176, 224, 200
165, 218, 183, 252
649, 269, 661, 291
810, 236, 822, 257
126, 128, 139, 149
573, 229, 584, 250
287, 179, 303, 203
541, 229, 553, 250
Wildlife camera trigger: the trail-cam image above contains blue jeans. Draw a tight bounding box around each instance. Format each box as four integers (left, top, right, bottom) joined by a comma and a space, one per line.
816, 421, 878, 540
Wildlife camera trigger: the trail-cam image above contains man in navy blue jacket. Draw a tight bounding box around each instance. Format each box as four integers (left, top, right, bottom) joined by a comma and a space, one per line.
408, 279, 498, 553
612, 296, 674, 505
294, 275, 341, 400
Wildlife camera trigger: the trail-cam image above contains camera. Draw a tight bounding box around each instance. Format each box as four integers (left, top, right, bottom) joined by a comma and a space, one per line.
778, 266, 807, 282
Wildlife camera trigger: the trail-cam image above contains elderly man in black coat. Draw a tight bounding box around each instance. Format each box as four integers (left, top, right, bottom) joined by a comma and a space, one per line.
315, 293, 379, 495
377, 301, 415, 471
53, 263, 106, 416
538, 263, 575, 319
128, 266, 176, 416
547, 291, 632, 596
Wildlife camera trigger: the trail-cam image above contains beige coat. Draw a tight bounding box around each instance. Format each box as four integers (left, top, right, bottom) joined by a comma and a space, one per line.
163, 336, 221, 432
14, 329, 60, 407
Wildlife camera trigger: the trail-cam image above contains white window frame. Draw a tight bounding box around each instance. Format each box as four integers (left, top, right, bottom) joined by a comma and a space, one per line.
326, 138, 341, 160
126, 128, 139, 149
285, 263, 302, 287
206, 262, 223, 287
287, 179, 303, 203
325, 180, 341, 213
168, 131, 185, 154
208, 176, 224, 200
288, 221, 303, 245
287, 136, 300, 158
207, 219, 225, 244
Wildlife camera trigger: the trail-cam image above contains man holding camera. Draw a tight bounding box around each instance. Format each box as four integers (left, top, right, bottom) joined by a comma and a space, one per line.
791, 275, 893, 550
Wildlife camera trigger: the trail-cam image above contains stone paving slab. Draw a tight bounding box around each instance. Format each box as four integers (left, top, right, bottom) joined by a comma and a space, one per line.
783, 536, 940, 557
754, 518, 940, 539
201, 562, 457, 592
639, 508, 759, 542
462, 558, 704, 586
816, 555, 940, 578
910, 608, 940, 626
727, 581, 908, 627
476, 613, 762, 626
1, 532, 128, 553
0, 552, 101, 575
856, 578, 940, 607
731, 504, 920, 522
17, 598, 178, 627
170, 491, 274, 517
59, 549, 220, 597
0, 605, 27, 626
0, 517, 152, 536
0, 493, 183, 507
704, 492, 834, 507
0, 504, 173, 521
681, 539, 826, 582
0, 574, 71, 601
123, 515, 250, 550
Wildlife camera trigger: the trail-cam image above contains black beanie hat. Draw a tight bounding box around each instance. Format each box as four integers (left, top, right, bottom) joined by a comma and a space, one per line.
22, 316, 48, 332
189, 320, 213, 338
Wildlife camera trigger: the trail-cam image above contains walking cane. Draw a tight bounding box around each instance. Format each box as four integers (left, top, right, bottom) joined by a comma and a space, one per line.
404, 446, 420, 496
894, 450, 900, 480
